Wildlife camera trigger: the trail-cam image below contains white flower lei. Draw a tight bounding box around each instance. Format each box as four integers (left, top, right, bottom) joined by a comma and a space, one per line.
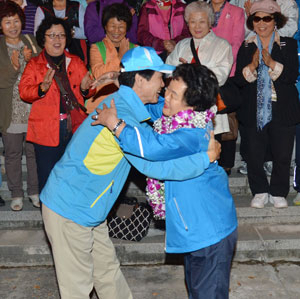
146, 105, 217, 219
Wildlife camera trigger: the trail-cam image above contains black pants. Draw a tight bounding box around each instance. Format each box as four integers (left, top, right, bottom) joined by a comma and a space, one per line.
34, 119, 72, 192
245, 122, 295, 197
215, 134, 237, 169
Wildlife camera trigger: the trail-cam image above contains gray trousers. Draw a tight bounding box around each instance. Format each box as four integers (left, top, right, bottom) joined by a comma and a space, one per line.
2, 132, 39, 198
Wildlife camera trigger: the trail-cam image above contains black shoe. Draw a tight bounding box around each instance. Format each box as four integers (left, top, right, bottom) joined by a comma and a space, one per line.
0, 195, 5, 207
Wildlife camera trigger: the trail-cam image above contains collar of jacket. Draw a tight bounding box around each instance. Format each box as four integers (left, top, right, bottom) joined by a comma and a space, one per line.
118, 85, 151, 123
37, 49, 74, 70
193, 30, 217, 48
246, 31, 281, 47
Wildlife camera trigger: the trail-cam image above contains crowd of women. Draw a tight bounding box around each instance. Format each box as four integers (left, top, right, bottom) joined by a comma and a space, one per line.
0, 0, 300, 213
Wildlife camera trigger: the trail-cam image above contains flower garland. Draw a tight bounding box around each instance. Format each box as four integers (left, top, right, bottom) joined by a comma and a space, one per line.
146, 106, 217, 219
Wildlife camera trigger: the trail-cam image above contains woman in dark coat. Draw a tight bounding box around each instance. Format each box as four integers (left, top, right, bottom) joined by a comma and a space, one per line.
235, 0, 300, 209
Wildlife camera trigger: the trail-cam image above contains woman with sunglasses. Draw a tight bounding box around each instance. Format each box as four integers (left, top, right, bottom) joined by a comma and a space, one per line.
19, 17, 94, 193
235, 0, 300, 209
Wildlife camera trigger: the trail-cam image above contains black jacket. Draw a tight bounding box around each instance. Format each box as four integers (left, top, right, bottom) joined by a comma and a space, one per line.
234, 37, 300, 127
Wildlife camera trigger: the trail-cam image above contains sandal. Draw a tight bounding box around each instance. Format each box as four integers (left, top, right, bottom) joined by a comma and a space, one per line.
29, 194, 40, 208
10, 197, 23, 211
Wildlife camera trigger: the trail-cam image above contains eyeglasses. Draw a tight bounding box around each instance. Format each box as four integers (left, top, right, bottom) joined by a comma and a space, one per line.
45, 33, 66, 40
253, 16, 274, 23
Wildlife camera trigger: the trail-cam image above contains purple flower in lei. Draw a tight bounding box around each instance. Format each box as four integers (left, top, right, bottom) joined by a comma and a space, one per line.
205, 109, 215, 123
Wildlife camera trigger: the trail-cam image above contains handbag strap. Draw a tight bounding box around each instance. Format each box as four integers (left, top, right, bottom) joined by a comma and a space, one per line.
24, 34, 37, 54
190, 38, 201, 65
54, 74, 87, 113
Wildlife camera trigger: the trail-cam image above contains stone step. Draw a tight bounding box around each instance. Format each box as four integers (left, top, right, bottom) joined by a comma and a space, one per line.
1, 194, 300, 267
1, 196, 300, 229
0, 223, 299, 267
0, 168, 296, 199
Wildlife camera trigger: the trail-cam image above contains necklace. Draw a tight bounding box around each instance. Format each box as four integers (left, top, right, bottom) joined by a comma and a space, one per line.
53, 57, 64, 71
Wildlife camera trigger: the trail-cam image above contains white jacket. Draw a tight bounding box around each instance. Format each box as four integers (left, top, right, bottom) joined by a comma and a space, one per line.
230, 0, 299, 38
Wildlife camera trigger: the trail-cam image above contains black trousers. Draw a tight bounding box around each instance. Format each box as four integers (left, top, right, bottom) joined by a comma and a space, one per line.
215, 134, 237, 169
245, 122, 295, 197
34, 119, 72, 192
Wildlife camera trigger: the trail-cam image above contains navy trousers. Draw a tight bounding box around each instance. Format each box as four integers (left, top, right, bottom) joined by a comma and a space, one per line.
184, 229, 237, 299
34, 119, 72, 192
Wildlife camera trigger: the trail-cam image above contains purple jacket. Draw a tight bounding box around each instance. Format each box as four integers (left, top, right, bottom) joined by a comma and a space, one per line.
84, 0, 137, 44
22, 1, 38, 35
137, 0, 190, 53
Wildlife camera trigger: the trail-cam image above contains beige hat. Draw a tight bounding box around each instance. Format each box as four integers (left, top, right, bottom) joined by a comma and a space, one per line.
250, 0, 281, 15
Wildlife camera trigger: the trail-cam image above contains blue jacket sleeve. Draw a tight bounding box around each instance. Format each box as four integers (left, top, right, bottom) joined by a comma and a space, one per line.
125, 152, 210, 180
145, 96, 164, 121
119, 125, 210, 161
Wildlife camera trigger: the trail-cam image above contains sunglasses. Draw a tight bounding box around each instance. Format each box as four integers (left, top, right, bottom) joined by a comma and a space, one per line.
253, 16, 274, 23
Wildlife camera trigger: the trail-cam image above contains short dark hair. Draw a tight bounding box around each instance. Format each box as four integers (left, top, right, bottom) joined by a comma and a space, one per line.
36, 16, 72, 49
102, 3, 132, 32
172, 64, 219, 112
0, 0, 25, 34
118, 67, 155, 88
247, 12, 287, 31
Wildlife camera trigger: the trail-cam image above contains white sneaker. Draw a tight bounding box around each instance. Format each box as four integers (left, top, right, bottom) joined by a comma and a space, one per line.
263, 161, 272, 176
238, 161, 248, 175
293, 193, 300, 206
251, 193, 269, 208
29, 194, 40, 208
269, 196, 288, 208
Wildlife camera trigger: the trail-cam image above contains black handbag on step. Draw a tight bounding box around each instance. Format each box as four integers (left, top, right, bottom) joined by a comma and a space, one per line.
107, 197, 153, 242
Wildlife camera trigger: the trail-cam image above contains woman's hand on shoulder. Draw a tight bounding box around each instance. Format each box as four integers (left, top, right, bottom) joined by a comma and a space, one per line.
23, 46, 33, 62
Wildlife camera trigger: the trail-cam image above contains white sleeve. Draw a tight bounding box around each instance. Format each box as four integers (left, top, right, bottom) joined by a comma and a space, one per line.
277, 0, 299, 37
74, 4, 87, 39
34, 7, 45, 36
166, 40, 184, 66
210, 42, 233, 86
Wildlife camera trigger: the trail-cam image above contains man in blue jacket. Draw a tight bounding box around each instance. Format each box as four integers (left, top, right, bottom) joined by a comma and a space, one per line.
40, 46, 222, 299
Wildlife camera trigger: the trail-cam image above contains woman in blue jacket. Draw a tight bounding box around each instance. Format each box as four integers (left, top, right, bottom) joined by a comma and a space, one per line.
95, 63, 238, 299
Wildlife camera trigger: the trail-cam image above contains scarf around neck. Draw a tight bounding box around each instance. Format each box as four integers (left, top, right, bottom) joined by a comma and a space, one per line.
256, 31, 275, 130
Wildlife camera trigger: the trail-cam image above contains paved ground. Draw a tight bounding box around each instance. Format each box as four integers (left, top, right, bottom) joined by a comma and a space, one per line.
1, 262, 300, 299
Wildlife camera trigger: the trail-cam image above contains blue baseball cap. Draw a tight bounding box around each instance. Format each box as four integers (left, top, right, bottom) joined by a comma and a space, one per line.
120, 46, 175, 74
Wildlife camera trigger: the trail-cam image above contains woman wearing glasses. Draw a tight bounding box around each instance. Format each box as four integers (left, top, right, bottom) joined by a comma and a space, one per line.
19, 17, 94, 192
0, 1, 40, 211
235, 0, 300, 209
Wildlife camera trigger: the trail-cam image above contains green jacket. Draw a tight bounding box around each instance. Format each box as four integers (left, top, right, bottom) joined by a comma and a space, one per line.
0, 34, 40, 133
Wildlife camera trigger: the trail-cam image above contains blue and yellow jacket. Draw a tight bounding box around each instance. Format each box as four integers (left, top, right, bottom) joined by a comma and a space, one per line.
40, 85, 212, 227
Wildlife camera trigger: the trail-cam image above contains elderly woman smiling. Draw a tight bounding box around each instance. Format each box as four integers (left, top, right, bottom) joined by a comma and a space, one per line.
166, 1, 233, 136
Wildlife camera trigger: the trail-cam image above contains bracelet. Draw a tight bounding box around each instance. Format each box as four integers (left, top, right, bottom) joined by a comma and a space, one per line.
112, 119, 124, 135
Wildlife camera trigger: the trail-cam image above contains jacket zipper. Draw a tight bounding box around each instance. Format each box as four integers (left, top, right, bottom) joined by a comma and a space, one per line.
173, 197, 188, 231
90, 180, 114, 208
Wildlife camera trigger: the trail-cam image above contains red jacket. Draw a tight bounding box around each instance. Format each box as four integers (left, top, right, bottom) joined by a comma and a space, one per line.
19, 50, 94, 146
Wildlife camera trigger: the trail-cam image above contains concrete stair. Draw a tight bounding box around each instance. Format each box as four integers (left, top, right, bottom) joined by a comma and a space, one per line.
1, 139, 300, 267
